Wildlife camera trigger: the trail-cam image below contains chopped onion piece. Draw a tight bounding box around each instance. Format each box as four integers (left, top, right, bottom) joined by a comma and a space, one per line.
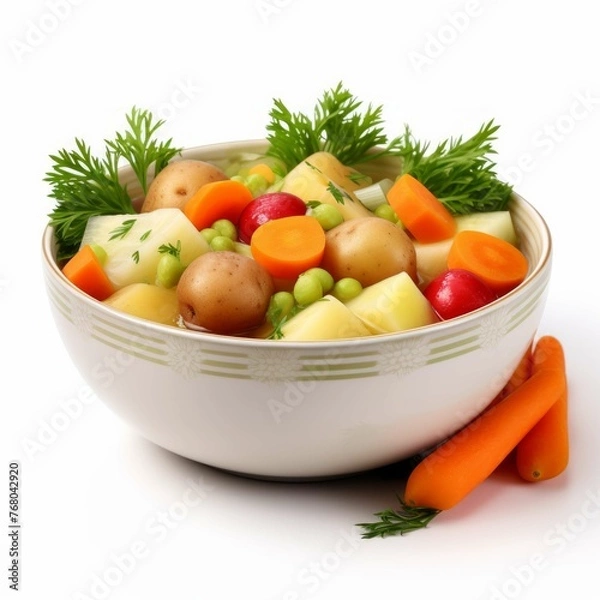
354, 178, 395, 211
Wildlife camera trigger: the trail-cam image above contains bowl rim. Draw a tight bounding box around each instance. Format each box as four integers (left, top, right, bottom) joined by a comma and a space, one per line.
42, 140, 553, 350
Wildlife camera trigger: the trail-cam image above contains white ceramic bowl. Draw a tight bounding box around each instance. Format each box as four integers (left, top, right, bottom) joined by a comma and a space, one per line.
42, 140, 552, 479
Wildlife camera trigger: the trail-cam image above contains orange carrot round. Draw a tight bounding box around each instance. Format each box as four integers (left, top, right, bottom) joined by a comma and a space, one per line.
62, 244, 115, 301
386, 173, 456, 243
358, 339, 566, 537
183, 179, 253, 230
447, 229, 529, 295
516, 336, 568, 482
250, 215, 326, 280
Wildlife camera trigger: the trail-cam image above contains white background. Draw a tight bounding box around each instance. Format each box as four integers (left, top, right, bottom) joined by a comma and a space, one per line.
3, 1, 600, 599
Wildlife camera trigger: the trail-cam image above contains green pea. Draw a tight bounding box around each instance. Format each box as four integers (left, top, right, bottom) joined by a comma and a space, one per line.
268, 291, 296, 320
310, 203, 344, 230
156, 253, 184, 288
210, 235, 235, 252
303, 267, 334, 294
332, 278, 363, 302
374, 203, 399, 224
293, 273, 323, 306
200, 228, 219, 244
212, 219, 237, 240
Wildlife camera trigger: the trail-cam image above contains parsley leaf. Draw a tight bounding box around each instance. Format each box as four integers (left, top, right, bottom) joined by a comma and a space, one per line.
45, 107, 181, 260
265, 82, 403, 169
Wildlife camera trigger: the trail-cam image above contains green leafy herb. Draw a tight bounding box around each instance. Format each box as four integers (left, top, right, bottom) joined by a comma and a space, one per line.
108, 218, 136, 241
265, 84, 510, 215
357, 496, 440, 538
347, 171, 371, 184
397, 120, 512, 215
131, 250, 140, 264
140, 229, 152, 242
326, 182, 347, 205
105, 107, 181, 195
265, 82, 404, 169
158, 240, 182, 259
266, 301, 301, 340
45, 107, 181, 260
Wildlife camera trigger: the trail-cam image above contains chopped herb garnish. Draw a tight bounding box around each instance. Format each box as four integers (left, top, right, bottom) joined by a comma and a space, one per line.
158, 240, 182, 259
45, 107, 181, 260
108, 219, 136, 241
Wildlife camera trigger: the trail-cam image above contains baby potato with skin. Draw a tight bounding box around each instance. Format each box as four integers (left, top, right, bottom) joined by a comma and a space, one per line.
177, 251, 274, 335
141, 159, 228, 212
320, 217, 417, 287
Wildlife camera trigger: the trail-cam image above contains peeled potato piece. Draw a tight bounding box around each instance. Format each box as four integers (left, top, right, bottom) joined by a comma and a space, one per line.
103, 283, 180, 326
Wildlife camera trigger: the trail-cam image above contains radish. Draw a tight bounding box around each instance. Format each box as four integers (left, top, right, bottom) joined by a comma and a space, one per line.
237, 192, 307, 244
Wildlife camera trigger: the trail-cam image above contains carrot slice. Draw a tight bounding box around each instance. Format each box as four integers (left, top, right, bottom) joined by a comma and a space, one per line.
358, 339, 566, 537
516, 336, 568, 482
386, 173, 456, 243
183, 179, 253, 230
250, 215, 326, 280
62, 244, 115, 301
447, 230, 529, 295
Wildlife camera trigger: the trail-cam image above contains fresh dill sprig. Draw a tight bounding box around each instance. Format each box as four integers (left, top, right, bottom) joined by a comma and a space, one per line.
158, 240, 182, 259
396, 120, 513, 215
265, 82, 404, 169
108, 218, 136, 241
45, 107, 181, 261
105, 107, 180, 195
357, 496, 440, 538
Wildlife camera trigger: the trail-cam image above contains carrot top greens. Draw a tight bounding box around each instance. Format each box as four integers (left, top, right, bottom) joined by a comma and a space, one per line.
45, 85, 512, 260
45, 107, 181, 260
265, 81, 404, 168
265, 82, 512, 214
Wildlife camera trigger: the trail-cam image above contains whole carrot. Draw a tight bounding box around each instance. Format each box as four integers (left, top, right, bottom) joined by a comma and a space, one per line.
516, 336, 568, 482
358, 341, 566, 537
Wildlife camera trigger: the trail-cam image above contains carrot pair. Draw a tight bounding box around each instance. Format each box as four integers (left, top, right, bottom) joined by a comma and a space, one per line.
359, 335, 568, 537
516, 336, 569, 481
